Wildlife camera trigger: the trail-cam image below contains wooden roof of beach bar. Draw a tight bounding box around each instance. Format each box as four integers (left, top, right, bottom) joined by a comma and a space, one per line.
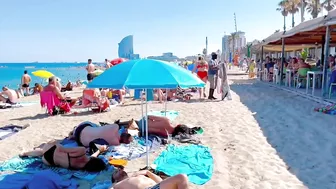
261, 9, 336, 46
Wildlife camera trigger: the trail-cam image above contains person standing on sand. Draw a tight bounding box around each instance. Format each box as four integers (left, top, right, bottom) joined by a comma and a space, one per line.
207, 52, 220, 100
86, 59, 95, 82
0, 86, 18, 104
21, 70, 31, 96
105, 59, 112, 69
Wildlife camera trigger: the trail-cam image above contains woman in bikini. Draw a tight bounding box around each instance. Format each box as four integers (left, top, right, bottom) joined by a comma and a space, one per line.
19, 140, 107, 172
192, 56, 208, 99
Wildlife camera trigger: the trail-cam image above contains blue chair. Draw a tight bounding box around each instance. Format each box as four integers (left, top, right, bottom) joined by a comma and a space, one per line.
134, 89, 142, 99
146, 89, 154, 101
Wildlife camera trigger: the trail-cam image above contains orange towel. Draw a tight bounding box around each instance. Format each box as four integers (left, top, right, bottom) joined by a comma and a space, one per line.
109, 159, 128, 166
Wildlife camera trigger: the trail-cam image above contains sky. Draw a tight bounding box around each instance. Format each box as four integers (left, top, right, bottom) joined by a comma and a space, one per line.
0, 0, 326, 62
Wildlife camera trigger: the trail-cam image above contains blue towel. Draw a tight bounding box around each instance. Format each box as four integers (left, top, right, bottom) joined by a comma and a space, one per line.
154, 144, 213, 185
148, 110, 179, 121
0, 171, 78, 189
0, 156, 99, 180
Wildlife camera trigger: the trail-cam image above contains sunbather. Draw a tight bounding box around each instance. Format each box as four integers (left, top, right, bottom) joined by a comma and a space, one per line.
19, 140, 106, 172
111, 167, 189, 189
0, 86, 18, 104
69, 121, 133, 147
122, 115, 177, 137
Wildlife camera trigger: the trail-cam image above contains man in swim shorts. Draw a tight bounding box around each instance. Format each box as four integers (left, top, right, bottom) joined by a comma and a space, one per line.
21, 70, 31, 96
112, 167, 189, 189
70, 121, 133, 151
86, 59, 95, 82
0, 86, 18, 104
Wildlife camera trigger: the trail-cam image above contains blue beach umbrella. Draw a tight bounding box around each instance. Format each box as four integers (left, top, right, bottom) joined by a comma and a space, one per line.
87, 59, 205, 89
87, 59, 205, 168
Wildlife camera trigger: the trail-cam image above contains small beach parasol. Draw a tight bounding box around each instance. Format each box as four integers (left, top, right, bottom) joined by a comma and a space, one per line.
110, 58, 127, 65
32, 70, 54, 79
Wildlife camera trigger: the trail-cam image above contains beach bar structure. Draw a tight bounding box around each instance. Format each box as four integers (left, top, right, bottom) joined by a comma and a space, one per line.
257, 9, 336, 100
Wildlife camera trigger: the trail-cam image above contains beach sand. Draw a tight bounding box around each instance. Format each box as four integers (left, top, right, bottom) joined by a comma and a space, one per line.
0, 74, 335, 189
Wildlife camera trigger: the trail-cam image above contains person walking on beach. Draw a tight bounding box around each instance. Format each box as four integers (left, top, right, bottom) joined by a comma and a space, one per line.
21, 70, 31, 96
208, 52, 219, 100
86, 59, 95, 82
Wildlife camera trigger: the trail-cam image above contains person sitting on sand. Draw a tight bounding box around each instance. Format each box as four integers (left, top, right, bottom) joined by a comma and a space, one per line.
69, 121, 133, 147
141, 89, 164, 103
111, 167, 189, 189
44, 76, 77, 107
31, 83, 43, 95
19, 139, 107, 172
0, 86, 18, 104
61, 81, 73, 92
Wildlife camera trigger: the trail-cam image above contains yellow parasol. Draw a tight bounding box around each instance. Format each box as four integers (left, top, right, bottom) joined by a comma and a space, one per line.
32, 70, 54, 79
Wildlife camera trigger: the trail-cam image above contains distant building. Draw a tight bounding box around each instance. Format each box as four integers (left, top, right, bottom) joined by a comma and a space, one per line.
118, 35, 140, 60
147, 52, 179, 62
222, 35, 230, 61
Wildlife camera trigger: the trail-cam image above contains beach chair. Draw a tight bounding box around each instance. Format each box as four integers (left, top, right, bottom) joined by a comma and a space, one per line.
40, 91, 70, 115
82, 89, 110, 112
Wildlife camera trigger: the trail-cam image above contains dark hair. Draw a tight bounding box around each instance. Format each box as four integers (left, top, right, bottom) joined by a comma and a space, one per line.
198, 57, 202, 61
88, 59, 92, 62
105, 59, 108, 61
120, 133, 132, 144
48, 76, 56, 83
83, 157, 106, 172
24, 70, 28, 74
111, 169, 128, 183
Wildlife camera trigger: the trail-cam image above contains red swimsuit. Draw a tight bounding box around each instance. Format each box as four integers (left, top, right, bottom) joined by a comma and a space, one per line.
197, 64, 208, 80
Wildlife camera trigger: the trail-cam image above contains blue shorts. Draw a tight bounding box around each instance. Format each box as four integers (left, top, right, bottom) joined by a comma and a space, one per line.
136, 117, 147, 136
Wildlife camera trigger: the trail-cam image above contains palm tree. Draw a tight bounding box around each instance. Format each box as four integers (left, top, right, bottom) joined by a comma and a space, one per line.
322, 0, 336, 11
277, 0, 289, 30
306, 0, 322, 18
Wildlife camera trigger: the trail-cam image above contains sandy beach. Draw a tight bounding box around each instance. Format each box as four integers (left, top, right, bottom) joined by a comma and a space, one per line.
0, 74, 335, 189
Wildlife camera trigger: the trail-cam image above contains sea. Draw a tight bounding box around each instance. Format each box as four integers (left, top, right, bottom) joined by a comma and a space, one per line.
0, 62, 104, 88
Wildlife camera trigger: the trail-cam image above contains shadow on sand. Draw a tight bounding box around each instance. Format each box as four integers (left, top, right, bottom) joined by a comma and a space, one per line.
10, 114, 49, 121
230, 79, 336, 189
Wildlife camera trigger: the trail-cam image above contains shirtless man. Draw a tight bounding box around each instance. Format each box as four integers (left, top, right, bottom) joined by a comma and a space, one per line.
0, 86, 18, 104
21, 70, 31, 95
86, 59, 95, 82
112, 168, 189, 189
70, 121, 133, 148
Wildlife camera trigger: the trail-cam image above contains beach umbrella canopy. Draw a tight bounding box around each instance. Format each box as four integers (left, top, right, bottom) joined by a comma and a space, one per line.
110, 58, 127, 65
32, 70, 54, 79
87, 59, 205, 89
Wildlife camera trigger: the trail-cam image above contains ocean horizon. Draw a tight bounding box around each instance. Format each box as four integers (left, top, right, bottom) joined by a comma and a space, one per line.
0, 62, 104, 88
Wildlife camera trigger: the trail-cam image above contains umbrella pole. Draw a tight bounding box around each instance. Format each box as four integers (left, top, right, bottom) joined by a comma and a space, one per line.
164, 88, 168, 116
141, 89, 144, 137
145, 89, 149, 168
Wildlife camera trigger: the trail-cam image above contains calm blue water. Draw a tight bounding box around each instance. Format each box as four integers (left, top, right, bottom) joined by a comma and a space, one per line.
0, 63, 103, 88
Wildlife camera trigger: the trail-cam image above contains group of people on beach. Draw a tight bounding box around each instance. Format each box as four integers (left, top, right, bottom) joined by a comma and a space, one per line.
20, 116, 192, 189
192, 52, 231, 100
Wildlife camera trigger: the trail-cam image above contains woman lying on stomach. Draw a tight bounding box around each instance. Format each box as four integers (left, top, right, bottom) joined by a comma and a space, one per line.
19, 139, 107, 172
